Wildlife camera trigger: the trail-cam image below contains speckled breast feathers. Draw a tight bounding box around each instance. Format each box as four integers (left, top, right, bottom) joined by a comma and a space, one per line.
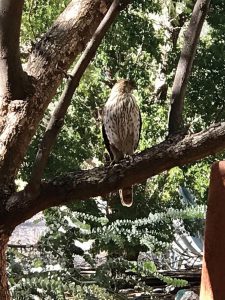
102, 80, 141, 162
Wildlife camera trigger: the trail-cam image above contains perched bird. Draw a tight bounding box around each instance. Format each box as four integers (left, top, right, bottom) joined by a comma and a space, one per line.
102, 79, 141, 207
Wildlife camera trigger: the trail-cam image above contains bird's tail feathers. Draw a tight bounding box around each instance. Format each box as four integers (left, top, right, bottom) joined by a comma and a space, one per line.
119, 186, 133, 207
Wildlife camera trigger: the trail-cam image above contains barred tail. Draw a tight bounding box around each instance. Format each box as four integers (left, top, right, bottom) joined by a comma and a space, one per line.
119, 186, 133, 207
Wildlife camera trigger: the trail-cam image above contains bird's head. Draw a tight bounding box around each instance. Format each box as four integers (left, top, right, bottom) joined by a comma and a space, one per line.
115, 79, 136, 93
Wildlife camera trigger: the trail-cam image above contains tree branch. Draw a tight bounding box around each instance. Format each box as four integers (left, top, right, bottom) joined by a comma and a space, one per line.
4, 122, 225, 227
0, 0, 26, 99
0, 0, 28, 131
168, 0, 211, 134
28, 0, 125, 191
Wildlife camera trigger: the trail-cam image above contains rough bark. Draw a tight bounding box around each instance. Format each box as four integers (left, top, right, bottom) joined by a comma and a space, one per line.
1, 122, 225, 228
0, 0, 111, 186
168, 0, 211, 134
0, 232, 10, 300
0, 0, 28, 132
0, 0, 26, 98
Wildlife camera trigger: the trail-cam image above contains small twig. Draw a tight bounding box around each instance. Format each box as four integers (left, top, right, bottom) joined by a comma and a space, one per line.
28, 0, 126, 191
168, 0, 211, 135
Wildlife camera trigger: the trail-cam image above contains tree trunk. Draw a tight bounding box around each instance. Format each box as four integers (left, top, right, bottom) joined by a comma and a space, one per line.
0, 232, 10, 300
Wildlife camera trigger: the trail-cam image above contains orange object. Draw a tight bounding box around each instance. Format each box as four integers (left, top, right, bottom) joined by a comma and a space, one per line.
200, 161, 225, 299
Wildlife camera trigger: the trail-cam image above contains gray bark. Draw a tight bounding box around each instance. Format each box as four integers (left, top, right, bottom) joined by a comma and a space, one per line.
168, 0, 211, 134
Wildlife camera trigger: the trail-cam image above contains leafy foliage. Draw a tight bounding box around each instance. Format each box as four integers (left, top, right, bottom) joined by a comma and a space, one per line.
21, 0, 70, 43
8, 201, 205, 298
10, 0, 225, 297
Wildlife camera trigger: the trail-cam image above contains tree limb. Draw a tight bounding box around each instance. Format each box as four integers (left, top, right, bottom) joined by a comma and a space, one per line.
168, 0, 211, 134
29, 0, 125, 191
0, 0, 28, 132
4, 122, 225, 227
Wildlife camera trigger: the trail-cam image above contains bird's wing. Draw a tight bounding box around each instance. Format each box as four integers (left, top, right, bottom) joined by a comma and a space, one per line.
135, 108, 142, 150
102, 100, 121, 150
131, 97, 141, 151
102, 124, 114, 160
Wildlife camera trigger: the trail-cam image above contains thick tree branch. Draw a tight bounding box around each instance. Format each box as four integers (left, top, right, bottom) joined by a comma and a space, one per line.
168, 0, 211, 134
4, 122, 225, 227
0, 0, 114, 185
29, 0, 124, 191
0, 0, 28, 131
0, 0, 25, 98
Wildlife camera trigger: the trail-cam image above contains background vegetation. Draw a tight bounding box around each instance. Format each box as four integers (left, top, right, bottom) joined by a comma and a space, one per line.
9, 0, 225, 298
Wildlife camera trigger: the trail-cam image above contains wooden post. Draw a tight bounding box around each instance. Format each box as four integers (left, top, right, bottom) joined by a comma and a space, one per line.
200, 161, 225, 299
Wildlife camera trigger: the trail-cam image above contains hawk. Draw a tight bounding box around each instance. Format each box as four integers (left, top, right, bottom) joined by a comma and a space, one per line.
102, 79, 141, 207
